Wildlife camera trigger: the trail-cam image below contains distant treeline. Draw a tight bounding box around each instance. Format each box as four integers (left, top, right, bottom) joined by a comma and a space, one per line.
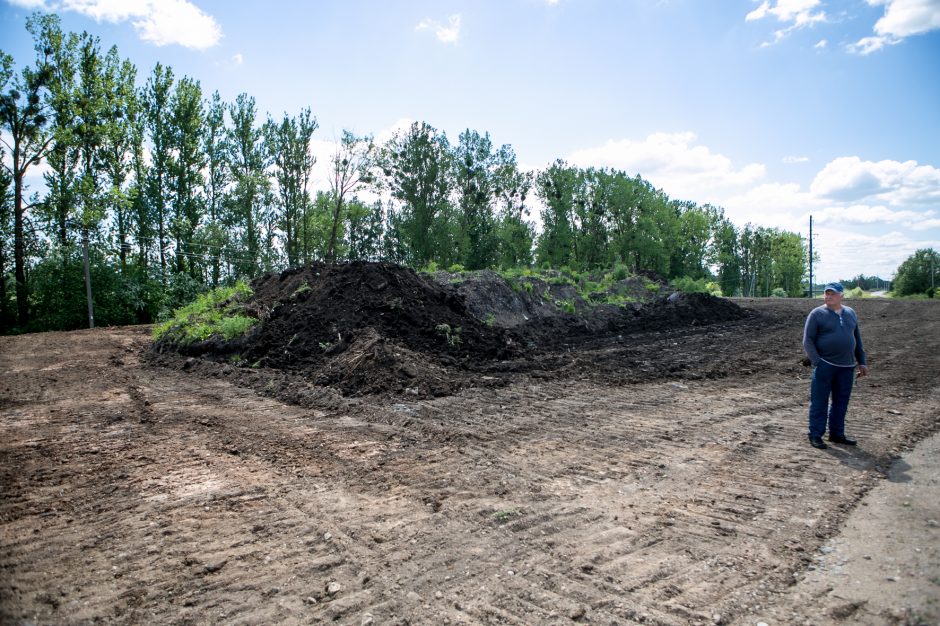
0, 13, 809, 333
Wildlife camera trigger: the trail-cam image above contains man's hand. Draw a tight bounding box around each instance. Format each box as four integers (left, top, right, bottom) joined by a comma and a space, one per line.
857, 364, 869, 378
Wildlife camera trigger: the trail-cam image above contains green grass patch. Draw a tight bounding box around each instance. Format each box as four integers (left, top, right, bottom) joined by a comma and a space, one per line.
153, 282, 257, 345
492, 508, 523, 523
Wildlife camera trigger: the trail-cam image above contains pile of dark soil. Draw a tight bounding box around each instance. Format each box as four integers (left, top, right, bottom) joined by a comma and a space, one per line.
152, 262, 752, 398
153, 262, 518, 396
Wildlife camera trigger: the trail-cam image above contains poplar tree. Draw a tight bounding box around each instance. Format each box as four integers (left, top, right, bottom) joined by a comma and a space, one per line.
31, 14, 78, 252
144, 62, 174, 277
226, 93, 269, 278
200, 91, 228, 284
382, 122, 452, 267
168, 76, 205, 277
536, 161, 577, 268
101, 50, 137, 270
264, 108, 317, 266
0, 44, 53, 327
326, 130, 373, 263
453, 129, 499, 270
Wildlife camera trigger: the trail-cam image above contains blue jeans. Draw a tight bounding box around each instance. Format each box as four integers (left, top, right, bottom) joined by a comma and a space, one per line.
808, 361, 855, 439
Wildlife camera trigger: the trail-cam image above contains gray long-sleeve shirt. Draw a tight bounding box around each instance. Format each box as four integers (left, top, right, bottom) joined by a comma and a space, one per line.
802, 304, 867, 367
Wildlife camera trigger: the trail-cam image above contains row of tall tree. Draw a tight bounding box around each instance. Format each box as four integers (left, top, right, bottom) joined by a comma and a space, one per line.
1, 13, 810, 334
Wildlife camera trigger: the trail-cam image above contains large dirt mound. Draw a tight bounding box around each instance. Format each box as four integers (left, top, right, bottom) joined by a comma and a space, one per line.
244, 262, 515, 366
153, 262, 519, 396
152, 262, 751, 397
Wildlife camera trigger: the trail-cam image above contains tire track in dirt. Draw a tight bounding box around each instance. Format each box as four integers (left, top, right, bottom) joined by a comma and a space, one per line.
2, 299, 938, 625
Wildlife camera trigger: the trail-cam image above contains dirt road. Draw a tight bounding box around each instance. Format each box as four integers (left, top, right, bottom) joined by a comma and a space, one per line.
1, 298, 938, 625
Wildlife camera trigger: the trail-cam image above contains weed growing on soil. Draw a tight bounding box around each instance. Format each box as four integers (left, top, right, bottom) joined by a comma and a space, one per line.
670, 276, 722, 296
153, 283, 257, 344
493, 508, 523, 523
435, 323, 462, 346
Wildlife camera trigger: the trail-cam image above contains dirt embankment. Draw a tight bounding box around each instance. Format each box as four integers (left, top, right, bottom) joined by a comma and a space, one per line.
150, 262, 751, 400
2, 279, 939, 625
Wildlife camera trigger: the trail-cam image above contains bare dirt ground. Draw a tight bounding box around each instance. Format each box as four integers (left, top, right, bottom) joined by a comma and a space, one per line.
1, 298, 938, 625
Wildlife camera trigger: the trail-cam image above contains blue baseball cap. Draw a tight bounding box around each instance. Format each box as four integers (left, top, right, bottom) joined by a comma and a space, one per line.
824, 282, 844, 294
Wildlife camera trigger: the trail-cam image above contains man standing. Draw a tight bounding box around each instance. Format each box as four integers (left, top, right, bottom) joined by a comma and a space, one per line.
802, 282, 869, 450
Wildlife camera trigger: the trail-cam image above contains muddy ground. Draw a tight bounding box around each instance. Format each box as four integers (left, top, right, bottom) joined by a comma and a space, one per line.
1, 297, 939, 625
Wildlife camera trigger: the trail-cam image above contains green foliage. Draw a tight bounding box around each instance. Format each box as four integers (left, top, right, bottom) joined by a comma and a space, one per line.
604, 293, 635, 306
840, 274, 890, 291
435, 322, 462, 346
892, 248, 938, 296
2, 16, 828, 334
448, 263, 465, 273
152, 282, 256, 344
845, 286, 865, 299
671, 276, 722, 296
492, 508, 522, 523
555, 298, 576, 314
28, 249, 165, 331
771, 287, 787, 298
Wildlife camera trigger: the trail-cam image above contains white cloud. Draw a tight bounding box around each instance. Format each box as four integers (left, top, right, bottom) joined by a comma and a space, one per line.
567, 132, 766, 203
8, 0, 223, 49
812, 203, 935, 227
870, 0, 940, 37
746, 0, 827, 45
810, 228, 932, 281
848, 34, 892, 53
814, 38, 827, 48
810, 156, 940, 205
746, 0, 824, 23
232, 53, 243, 65
416, 14, 462, 44
7, 0, 48, 8
849, 0, 940, 54
565, 133, 940, 280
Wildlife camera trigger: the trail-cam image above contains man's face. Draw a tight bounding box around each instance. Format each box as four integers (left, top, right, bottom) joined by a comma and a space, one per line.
824, 289, 843, 307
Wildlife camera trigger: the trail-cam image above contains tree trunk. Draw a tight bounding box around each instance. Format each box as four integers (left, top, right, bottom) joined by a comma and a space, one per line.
327, 196, 343, 264
82, 227, 95, 328
13, 167, 29, 328
0, 233, 8, 333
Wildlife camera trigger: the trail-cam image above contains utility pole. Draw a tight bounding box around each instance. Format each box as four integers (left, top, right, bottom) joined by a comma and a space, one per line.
808, 215, 814, 298
82, 227, 95, 329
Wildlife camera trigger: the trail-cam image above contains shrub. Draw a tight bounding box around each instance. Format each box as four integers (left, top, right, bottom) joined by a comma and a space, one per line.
671, 276, 722, 296
845, 286, 865, 299
153, 282, 257, 344
612, 263, 629, 281
771, 287, 787, 298
556, 298, 576, 314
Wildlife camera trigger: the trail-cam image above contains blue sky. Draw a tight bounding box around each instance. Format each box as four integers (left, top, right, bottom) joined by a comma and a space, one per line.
2, 0, 939, 282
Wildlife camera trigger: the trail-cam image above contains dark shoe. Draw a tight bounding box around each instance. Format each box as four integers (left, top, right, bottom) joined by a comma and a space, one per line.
809, 436, 828, 449
829, 435, 857, 446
